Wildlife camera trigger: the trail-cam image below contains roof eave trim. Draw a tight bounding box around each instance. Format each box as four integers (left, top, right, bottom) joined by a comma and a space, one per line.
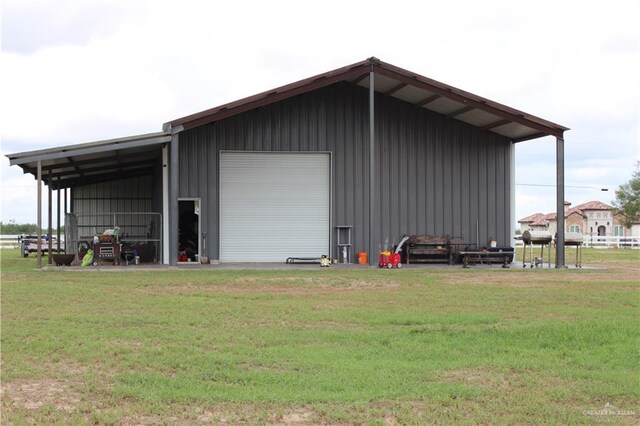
371, 62, 568, 139
8, 133, 171, 166
165, 60, 373, 131
164, 56, 569, 140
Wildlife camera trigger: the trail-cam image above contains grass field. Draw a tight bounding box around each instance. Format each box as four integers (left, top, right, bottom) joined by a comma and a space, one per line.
1, 249, 639, 425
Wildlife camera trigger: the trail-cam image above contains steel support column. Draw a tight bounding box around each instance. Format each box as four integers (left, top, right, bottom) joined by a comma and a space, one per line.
169, 132, 179, 266
64, 187, 68, 247
36, 161, 42, 269
556, 136, 565, 268
510, 141, 516, 249
368, 71, 375, 265
56, 178, 61, 252
48, 171, 52, 264
162, 144, 169, 264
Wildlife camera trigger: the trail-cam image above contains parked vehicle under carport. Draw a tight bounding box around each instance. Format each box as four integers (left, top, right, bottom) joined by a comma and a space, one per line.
19, 235, 65, 257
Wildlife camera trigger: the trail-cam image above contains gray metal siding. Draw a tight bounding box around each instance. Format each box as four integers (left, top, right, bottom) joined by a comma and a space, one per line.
151, 160, 164, 215
70, 174, 161, 239
179, 82, 511, 261
179, 83, 369, 260
375, 93, 511, 248
72, 175, 155, 214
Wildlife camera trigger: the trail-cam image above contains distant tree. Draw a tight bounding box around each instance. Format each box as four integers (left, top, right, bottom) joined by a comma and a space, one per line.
0, 221, 64, 235
613, 161, 640, 228
0, 221, 38, 235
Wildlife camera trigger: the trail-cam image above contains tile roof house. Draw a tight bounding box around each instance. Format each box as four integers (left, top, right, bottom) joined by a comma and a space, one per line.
518, 201, 633, 237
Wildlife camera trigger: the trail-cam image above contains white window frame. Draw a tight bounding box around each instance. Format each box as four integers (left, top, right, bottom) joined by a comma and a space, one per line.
613, 225, 624, 236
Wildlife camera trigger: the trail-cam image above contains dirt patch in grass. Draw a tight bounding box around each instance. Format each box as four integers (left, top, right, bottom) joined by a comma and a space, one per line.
239, 361, 290, 373
274, 408, 315, 424
2, 378, 82, 411
438, 368, 520, 391
118, 415, 161, 425
232, 279, 401, 295
384, 413, 398, 425
440, 266, 640, 288
440, 272, 567, 288
443, 273, 564, 288
118, 406, 317, 425
110, 339, 163, 353
236, 275, 400, 290
140, 277, 401, 297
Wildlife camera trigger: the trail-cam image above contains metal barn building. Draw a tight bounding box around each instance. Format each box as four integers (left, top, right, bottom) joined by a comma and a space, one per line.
7, 58, 570, 266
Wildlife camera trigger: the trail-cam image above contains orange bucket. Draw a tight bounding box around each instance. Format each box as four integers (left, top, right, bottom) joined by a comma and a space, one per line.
357, 252, 368, 265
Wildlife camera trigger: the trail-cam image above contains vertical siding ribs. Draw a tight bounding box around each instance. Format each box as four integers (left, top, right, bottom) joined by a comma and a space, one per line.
179, 82, 511, 260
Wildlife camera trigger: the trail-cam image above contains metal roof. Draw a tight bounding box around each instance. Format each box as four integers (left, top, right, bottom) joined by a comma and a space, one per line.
165, 57, 569, 141
7, 57, 569, 189
7, 132, 170, 189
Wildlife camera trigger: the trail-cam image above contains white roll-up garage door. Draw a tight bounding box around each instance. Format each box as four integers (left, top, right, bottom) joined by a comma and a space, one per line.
220, 152, 330, 262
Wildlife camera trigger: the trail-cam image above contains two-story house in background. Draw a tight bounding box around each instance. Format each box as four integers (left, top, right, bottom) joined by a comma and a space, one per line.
518, 201, 637, 237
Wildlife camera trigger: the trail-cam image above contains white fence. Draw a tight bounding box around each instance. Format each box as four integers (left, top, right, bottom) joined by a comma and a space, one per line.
0, 235, 20, 249
514, 235, 639, 249
582, 235, 640, 249
1, 235, 67, 250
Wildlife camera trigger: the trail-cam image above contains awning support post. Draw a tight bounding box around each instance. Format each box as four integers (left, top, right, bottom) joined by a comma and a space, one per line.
57, 178, 61, 252
36, 161, 42, 269
64, 187, 68, 245
510, 142, 516, 249
556, 135, 565, 268
48, 171, 53, 264
169, 132, 180, 266
368, 71, 375, 265
162, 144, 169, 264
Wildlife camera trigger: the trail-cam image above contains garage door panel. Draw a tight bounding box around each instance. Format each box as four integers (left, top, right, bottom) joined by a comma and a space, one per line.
220, 152, 330, 262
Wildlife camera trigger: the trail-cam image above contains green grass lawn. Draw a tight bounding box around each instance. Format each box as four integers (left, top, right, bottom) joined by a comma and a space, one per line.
1, 249, 639, 424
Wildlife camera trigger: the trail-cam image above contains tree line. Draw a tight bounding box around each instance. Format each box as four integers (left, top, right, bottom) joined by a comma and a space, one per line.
0, 222, 64, 235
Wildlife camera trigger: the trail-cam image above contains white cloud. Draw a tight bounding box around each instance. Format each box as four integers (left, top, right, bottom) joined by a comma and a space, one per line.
2, 0, 141, 54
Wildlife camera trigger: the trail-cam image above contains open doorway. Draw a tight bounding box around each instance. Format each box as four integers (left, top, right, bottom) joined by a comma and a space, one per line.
178, 199, 200, 262
597, 225, 606, 236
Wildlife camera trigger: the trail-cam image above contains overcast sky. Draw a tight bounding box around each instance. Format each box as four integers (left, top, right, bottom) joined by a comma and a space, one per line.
1, 0, 638, 228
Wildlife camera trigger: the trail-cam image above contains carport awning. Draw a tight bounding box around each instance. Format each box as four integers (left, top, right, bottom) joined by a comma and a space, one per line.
7, 132, 170, 189
165, 57, 569, 141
